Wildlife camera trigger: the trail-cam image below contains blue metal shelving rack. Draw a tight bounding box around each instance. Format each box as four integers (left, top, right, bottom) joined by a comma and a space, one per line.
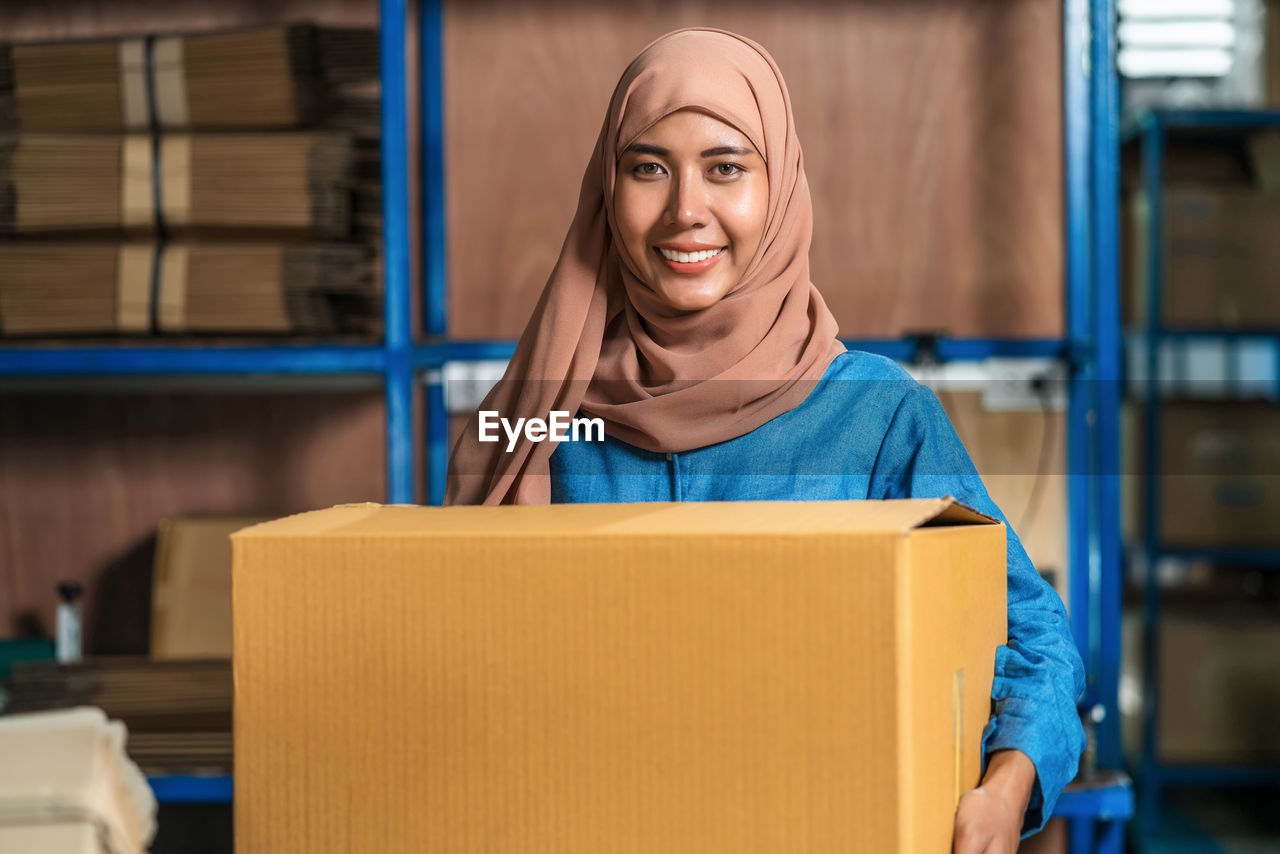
0, 0, 419, 504
0, 1, 1135, 847
1121, 106, 1280, 837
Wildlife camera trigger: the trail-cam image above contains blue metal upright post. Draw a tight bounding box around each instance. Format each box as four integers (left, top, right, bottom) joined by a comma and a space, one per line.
420, 0, 448, 339
1064, 0, 1097, 700
419, 0, 450, 503
1138, 112, 1165, 830
382, 0, 415, 504
1090, 0, 1123, 770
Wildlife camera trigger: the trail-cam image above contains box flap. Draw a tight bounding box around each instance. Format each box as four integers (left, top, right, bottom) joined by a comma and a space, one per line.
233, 497, 998, 539
916, 498, 999, 527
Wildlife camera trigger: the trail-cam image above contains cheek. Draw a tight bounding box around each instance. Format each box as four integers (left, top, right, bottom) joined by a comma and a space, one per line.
725, 182, 769, 258
613, 184, 659, 253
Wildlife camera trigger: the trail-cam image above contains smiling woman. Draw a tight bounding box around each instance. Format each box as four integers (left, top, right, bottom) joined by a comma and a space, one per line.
445, 28, 1084, 852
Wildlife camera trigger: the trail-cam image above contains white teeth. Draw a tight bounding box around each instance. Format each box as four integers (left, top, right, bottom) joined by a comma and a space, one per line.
659, 247, 724, 263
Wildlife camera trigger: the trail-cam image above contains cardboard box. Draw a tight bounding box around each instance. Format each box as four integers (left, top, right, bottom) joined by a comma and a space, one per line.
1124, 188, 1280, 330
1122, 608, 1280, 764
151, 515, 269, 659
1124, 402, 1280, 548
232, 499, 1006, 853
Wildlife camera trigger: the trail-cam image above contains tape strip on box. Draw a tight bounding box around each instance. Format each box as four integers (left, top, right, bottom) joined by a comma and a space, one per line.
158, 245, 189, 332
152, 38, 188, 128
116, 244, 154, 333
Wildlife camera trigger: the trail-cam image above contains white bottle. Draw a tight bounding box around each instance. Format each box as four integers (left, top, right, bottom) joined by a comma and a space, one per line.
56, 582, 83, 664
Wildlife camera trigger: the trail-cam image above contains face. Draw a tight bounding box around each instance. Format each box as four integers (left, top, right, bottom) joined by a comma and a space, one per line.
613, 109, 769, 312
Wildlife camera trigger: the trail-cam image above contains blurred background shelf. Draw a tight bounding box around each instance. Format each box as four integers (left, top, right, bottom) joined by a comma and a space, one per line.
1123, 98, 1280, 847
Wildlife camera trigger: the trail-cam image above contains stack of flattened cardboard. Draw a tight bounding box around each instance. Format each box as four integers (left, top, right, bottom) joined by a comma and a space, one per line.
5, 659, 232, 775
0, 24, 370, 132
0, 132, 352, 236
0, 23, 381, 338
0, 707, 156, 854
233, 499, 1007, 852
0, 241, 373, 335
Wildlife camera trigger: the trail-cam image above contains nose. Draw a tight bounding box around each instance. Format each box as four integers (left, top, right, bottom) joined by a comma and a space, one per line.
662, 170, 709, 229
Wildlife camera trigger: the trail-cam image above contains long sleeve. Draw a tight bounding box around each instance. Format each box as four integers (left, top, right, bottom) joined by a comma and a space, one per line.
868, 383, 1086, 836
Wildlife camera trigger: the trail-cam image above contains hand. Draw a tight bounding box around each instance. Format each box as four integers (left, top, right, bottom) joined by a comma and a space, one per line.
952, 749, 1036, 854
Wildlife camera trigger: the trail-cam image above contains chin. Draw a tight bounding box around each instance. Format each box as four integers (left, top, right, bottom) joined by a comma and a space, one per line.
653, 280, 730, 313
661, 292, 721, 312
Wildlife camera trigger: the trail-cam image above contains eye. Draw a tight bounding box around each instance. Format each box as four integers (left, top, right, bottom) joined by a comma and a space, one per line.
633, 162, 665, 177
714, 163, 743, 177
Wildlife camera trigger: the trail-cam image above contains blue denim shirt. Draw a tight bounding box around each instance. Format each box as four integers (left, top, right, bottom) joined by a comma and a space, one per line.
550, 349, 1086, 835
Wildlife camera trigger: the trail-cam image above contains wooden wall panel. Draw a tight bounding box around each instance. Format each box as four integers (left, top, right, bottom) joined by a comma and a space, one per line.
937, 391, 1067, 600
0, 391, 385, 652
446, 0, 1063, 340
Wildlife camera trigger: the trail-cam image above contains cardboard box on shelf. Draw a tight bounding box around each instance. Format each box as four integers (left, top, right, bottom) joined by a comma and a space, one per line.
233, 499, 1007, 853
1124, 402, 1280, 549
1122, 608, 1280, 764
151, 516, 270, 659
1123, 187, 1280, 330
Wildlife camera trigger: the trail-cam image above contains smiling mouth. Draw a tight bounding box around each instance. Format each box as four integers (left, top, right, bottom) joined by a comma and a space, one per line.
656, 246, 725, 263
653, 246, 726, 272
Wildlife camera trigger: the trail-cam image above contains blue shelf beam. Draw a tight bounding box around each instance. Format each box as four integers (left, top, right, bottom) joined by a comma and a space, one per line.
1141, 546, 1280, 567
1054, 780, 1135, 822
417, 338, 1072, 371
0, 345, 387, 376
1122, 107, 1280, 142
1153, 765, 1280, 788
148, 774, 232, 805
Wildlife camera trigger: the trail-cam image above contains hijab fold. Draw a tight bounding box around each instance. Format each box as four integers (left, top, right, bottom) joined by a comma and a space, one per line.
446, 28, 844, 505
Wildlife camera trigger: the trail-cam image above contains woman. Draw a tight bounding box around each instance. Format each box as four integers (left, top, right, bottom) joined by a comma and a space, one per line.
448, 27, 1084, 851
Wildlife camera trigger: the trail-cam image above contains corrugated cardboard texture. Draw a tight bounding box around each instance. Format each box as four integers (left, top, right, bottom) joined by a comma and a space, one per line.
234, 500, 1006, 853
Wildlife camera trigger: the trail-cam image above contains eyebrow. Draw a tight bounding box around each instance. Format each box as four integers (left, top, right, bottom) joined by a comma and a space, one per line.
623, 143, 757, 158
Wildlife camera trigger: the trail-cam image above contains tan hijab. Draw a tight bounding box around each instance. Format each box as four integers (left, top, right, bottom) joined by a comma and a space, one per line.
446, 28, 845, 505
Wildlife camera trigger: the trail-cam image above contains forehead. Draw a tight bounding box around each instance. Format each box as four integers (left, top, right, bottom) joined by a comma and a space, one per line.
626, 109, 758, 154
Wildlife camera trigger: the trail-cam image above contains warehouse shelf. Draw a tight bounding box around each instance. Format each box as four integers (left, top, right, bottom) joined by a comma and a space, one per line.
1123, 102, 1280, 839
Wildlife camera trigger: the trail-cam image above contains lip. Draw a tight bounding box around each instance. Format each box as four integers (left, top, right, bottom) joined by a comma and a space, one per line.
656, 242, 725, 252
653, 245, 726, 273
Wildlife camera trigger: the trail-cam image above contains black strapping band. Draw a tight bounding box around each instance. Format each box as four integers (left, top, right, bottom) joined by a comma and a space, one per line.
142, 35, 167, 334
